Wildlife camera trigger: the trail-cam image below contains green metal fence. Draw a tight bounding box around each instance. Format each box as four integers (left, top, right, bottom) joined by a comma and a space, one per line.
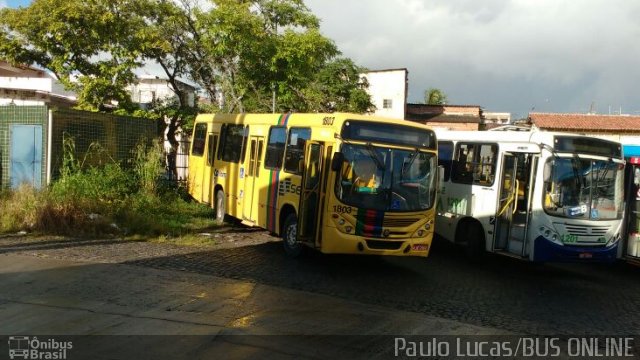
0, 105, 158, 189
49, 108, 158, 179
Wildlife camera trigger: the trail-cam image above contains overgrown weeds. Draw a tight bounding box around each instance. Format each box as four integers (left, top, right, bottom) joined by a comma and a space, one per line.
0, 136, 214, 237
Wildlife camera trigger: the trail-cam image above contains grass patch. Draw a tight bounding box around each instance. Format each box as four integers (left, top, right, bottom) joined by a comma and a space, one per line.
0, 137, 218, 238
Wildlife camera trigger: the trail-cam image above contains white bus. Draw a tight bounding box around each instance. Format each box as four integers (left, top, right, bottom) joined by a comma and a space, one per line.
435, 127, 625, 262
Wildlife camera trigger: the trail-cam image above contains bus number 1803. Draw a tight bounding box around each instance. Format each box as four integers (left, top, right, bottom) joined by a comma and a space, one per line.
333, 205, 352, 214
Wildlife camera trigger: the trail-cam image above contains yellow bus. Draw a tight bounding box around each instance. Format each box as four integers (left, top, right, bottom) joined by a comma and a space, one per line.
188, 113, 438, 257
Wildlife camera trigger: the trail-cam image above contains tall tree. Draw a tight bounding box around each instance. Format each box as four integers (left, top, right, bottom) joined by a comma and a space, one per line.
194, 0, 372, 113
424, 88, 448, 105
0, 0, 373, 116
0, 0, 148, 110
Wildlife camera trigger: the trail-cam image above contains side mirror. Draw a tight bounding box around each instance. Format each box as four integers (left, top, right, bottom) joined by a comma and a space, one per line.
634, 168, 640, 186
331, 152, 344, 172
543, 161, 553, 182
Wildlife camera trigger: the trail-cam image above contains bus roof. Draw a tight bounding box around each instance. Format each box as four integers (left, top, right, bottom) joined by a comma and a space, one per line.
435, 129, 623, 158
194, 112, 434, 132
435, 129, 571, 144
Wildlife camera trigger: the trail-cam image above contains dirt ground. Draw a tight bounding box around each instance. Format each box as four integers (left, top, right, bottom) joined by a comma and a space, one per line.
0, 224, 279, 264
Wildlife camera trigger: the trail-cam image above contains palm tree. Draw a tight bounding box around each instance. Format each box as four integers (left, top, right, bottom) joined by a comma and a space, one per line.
424, 88, 448, 105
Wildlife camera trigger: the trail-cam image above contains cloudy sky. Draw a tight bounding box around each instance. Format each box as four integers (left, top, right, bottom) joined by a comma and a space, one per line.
3, 0, 639, 118
305, 0, 640, 118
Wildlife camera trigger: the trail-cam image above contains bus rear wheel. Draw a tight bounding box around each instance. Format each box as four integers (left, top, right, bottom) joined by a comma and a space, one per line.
214, 189, 225, 225
282, 213, 303, 258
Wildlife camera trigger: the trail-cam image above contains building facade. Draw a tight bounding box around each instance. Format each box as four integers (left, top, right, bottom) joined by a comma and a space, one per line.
0, 61, 76, 107
405, 103, 482, 130
129, 75, 198, 109
361, 68, 408, 119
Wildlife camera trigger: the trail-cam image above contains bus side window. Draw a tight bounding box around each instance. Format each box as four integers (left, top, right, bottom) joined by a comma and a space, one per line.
284, 128, 311, 174
220, 124, 245, 163
191, 123, 207, 156
217, 124, 227, 160
437, 141, 453, 181
478, 144, 497, 185
265, 126, 286, 169
207, 134, 217, 166
452, 143, 474, 183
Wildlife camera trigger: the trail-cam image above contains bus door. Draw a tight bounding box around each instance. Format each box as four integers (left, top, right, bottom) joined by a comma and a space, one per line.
297, 141, 325, 245
202, 133, 218, 204
494, 152, 536, 257
242, 136, 264, 222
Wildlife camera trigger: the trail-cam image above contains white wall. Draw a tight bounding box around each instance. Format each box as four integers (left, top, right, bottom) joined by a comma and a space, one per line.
0, 98, 46, 106
130, 78, 196, 107
362, 69, 407, 119
0, 77, 52, 92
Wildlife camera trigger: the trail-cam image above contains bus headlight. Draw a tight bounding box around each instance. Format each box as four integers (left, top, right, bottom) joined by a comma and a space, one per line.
338, 218, 345, 225
424, 220, 433, 230
539, 226, 562, 246
606, 233, 621, 247
345, 226, 353, 234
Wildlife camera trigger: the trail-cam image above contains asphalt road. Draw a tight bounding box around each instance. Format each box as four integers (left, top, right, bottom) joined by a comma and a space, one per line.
124, 236, 640, 336
2, 231, 640, 336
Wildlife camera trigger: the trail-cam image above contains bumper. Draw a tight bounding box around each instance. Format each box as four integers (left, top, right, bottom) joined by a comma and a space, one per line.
319, 226, 433, 257
533, 236, 618, 263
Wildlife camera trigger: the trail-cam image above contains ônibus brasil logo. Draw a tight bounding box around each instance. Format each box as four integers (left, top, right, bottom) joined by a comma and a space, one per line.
8, 336, 72, 360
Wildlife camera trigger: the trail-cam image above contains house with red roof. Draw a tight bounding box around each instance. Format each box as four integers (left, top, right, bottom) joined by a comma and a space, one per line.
527, 112, 640, 156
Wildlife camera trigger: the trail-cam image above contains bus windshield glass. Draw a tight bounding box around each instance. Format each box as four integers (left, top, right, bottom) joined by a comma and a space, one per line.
335, 143, 437, 212
543, 157, 624, 220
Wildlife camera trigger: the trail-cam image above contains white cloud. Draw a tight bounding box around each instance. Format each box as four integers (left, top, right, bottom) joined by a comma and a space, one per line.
305, 0, 640, 116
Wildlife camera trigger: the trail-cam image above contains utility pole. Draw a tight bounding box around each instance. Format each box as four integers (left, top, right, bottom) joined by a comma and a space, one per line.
272, 83, 276, 113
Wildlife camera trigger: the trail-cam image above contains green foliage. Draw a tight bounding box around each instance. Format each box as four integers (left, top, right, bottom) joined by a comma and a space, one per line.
311, 58, 374, 113
0, 0, 373, 115
0, 138, 214, 237
0, 185, 42, 232
132, 140, 164, 195
425, 88, 448, 105
0, 0, 147, 110
194, 0, 372, 113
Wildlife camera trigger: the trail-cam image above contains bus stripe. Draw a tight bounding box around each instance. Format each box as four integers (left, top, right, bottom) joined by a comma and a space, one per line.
356, 208, 384, 237
265, 113, 290, 232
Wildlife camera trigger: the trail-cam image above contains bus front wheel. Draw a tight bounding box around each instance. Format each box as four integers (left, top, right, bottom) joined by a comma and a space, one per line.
214, 189, 225, 225
282, 214, 303, 258
464, 222, 485, 259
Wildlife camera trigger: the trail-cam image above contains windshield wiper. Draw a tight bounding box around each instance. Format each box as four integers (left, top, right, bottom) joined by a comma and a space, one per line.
402, 148, 421, 177
572, 154, 585, 190
366, 142, 385, 170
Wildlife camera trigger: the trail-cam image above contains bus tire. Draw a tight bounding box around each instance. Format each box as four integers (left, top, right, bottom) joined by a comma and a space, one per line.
465, 222, 485, 259
282, 213, 303, 258
214, 189, 225, 225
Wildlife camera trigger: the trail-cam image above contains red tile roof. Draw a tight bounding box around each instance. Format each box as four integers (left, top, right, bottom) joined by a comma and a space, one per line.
529, 112, 640, 133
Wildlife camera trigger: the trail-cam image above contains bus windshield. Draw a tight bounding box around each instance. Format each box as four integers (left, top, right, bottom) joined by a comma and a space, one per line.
543, 156, 624, 220
335, 143, 437, 212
